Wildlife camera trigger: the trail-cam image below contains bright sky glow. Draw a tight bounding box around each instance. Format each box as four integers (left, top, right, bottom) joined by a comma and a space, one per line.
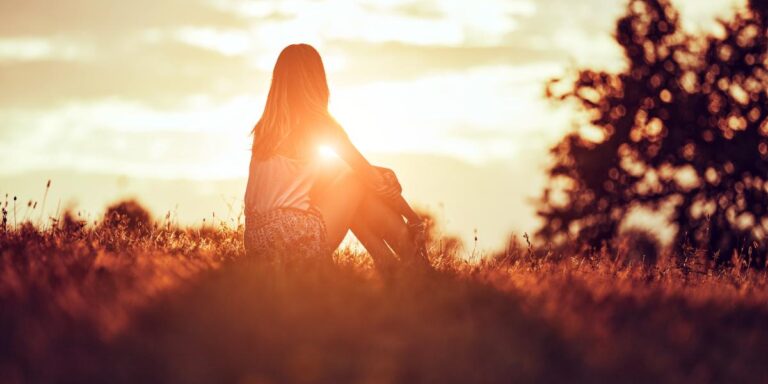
0, 0, 743, 250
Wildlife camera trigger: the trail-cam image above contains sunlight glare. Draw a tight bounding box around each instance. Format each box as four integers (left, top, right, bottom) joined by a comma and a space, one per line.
318, 145, 339, 160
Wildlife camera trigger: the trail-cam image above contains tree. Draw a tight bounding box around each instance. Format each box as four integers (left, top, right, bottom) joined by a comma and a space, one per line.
538, 0, 768, 265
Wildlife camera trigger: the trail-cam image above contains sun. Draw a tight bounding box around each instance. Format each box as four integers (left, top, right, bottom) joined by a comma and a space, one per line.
318, 144, 340, 160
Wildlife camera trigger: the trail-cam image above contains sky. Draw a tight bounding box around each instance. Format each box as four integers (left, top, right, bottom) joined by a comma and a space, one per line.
0, 0, 744, 252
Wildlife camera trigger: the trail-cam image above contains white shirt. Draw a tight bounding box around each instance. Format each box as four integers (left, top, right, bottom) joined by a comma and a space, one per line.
244, 154, 321, 216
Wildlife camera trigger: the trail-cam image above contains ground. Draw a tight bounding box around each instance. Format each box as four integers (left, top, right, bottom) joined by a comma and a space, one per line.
1, 214, 768, 383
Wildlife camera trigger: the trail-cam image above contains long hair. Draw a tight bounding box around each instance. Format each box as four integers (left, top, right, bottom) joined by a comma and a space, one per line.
251, 44, 341, 160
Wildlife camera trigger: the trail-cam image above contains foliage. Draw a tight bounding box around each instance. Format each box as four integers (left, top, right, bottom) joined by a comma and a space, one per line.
539, 0, 768, 265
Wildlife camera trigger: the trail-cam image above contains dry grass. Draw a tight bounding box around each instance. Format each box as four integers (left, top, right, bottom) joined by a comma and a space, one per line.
1, 199, 768, 383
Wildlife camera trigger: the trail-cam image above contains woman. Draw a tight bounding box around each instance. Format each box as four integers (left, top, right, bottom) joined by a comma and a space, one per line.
244, 43, 428, 270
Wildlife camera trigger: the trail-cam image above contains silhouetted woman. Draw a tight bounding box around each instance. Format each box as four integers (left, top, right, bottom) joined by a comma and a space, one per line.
245, 43, 428, 270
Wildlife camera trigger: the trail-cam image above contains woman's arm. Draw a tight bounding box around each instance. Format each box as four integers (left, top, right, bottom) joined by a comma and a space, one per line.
334, 136, 422, 222
332, 133, 393, 194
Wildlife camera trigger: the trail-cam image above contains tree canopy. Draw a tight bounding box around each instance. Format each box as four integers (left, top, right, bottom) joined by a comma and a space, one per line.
538, 0, 768, 265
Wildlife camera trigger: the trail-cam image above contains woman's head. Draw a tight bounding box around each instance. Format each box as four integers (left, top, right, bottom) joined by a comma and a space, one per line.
252, 43, 339, 159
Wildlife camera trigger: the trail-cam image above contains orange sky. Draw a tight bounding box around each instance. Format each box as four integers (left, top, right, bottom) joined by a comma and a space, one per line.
0, 0, 743, 251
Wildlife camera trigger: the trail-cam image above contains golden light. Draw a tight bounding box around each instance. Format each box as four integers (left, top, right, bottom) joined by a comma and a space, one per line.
318, 145, 340, 160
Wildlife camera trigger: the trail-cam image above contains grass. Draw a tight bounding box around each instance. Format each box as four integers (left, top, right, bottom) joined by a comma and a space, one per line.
1, 198, 768, 383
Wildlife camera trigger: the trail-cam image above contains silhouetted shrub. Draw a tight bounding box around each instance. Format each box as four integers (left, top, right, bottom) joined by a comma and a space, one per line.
102, 199, 152, 234
616, 229, 660, 266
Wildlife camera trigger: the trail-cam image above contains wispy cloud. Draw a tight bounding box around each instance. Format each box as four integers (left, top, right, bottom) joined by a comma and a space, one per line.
0, 0, 248, 36
0, 39, 258, 107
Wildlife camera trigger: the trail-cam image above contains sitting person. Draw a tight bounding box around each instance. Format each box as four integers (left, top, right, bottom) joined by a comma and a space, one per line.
243, 43, 428, 271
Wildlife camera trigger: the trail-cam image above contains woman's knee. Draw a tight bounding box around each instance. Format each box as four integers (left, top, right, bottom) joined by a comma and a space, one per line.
326, 168, 365, 200
312, 163, 354, 199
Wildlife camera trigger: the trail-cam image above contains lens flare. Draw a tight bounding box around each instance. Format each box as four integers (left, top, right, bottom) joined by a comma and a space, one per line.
318, 145, 339, 159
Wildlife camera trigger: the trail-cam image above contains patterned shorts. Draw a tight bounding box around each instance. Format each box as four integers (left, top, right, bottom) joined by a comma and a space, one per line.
244, 207, 331, 264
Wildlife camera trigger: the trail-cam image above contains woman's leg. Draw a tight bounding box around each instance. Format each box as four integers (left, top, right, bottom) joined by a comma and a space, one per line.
311, 165, 417, 263
348, 216, 399, 272
352, 193, 417, 259
312, 168, 365, 248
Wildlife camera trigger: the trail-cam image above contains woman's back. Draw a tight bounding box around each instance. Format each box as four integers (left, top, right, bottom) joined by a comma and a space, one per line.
242, 43, 344, 262
244, 154, 320, 216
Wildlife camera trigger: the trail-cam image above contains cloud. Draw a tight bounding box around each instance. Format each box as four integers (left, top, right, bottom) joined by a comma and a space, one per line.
326, 40, 563, 84
0, 0, 624, 110
0, 34, 568, 108
0, 0, 271, 108
0, 95, 261, 179
219, 0, 535, 46
0, 39, 262, 107
0, 38, 96, 62
0, 125, 250, 179
0, 62, 568, 180
0, 0, 739, 110
0, 0, 249, 37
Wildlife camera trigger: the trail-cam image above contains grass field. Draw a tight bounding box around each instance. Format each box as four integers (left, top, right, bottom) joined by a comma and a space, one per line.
2, 200, 768, 383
